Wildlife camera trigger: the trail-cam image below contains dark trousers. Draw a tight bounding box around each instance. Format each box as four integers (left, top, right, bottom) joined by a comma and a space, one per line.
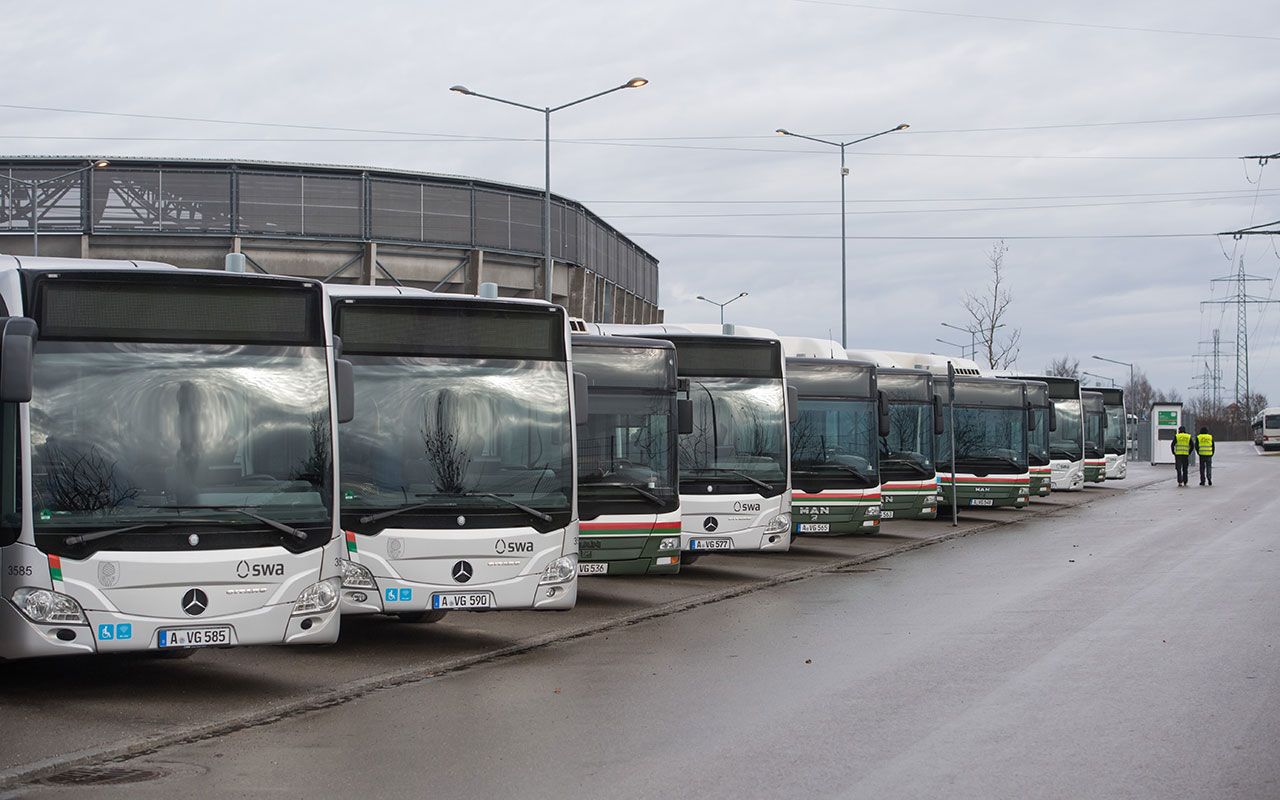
1175, 455, 1189, 484
1199, 456, 1212, 485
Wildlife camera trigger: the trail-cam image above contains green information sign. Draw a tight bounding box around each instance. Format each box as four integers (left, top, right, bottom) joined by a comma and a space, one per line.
1157, 411, 1178, 426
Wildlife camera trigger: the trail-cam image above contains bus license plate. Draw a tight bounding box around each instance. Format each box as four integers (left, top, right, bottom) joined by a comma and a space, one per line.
690, 538, 732, 550
432, 592, 494, 610
880, 510, 895, 519
798, 523, 830, 532
577, 562, 608, 575
157, 626, 231, 649
969, 498, 994, 506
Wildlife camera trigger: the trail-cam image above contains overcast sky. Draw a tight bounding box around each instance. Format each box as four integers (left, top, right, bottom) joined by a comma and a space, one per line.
5, 0, 1280, 406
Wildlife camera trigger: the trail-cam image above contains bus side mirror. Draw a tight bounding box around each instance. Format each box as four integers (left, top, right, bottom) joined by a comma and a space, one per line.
787, 384, 800, 424
677, 398, 694, 435
1027, 406, 1036, 431
334, 358, 355, 423
0, 317, 37, 404
932, 395, 944, 436
1050, 405, 1057, 432
878, 390, 891, 438
574, 372, 589, 426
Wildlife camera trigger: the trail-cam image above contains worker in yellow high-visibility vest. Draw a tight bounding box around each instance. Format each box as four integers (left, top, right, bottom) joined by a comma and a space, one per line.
1172, 426, 1193, 487
1197, 426, 1215, 486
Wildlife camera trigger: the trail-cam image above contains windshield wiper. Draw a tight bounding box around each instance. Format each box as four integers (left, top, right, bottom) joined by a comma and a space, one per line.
461, 492, 553, 523
1050, 448, 1081, 460
138, 505, 309, 541
581, 481, 667, 506
356, 500, 457, 525
798, 463, 872, 482
883, 457, 932, 476
684, 467, 772, 491
959, 456, 1024, 471
63, 523, 168, 547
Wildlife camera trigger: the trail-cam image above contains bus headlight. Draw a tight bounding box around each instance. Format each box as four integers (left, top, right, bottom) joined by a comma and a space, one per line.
659, 537, 681, 551
339, 559, 377, 589
866, 505, 881, 517
1018, 487, 1029, 495
539, 556, 577, 585
292, 578, 340, 615
12, 588, 87, 624
764, 513, 791, 534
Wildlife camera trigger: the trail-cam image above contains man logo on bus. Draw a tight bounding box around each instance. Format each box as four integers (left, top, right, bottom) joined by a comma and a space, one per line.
703, 517, 719, 532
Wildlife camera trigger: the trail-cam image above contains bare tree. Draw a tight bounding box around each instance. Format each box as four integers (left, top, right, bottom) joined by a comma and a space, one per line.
963, 241, 1022, 369
1049, 356, 1080, 378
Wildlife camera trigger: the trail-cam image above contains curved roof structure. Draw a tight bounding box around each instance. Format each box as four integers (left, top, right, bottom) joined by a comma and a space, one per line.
0, 156, 660, 323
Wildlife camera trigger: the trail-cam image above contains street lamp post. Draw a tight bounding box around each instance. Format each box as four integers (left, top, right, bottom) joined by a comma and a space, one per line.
0, 160, 110, 256
451, 78, 648, 303
936, 337, 969, 356
697, 292, 748, 326
1092, 355, 1135, 413
941, 321, 1004, 364
1082, 371, 1116, 387
776, 123, 908, 348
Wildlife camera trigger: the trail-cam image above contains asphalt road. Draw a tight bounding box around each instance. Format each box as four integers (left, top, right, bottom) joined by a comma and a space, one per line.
4, 443, 1276, 798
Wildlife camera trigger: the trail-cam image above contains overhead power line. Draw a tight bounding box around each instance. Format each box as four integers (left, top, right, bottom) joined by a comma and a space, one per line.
793, 0, 1280, 42
625, 232, 1213, 241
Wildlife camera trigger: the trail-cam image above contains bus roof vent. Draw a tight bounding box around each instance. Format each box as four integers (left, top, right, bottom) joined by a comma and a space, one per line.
568, 317, 589, 333
478, 282, 499, 299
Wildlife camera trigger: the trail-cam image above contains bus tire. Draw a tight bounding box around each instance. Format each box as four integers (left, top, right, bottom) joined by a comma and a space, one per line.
396, 610, 448, 624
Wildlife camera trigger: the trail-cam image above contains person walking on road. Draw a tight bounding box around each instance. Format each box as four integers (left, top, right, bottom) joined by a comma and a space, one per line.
1172, 425, 1193, 486
1197, 426, 1214, 486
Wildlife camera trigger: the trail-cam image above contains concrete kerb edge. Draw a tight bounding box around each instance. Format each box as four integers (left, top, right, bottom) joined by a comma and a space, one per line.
0, 481, 1143, 789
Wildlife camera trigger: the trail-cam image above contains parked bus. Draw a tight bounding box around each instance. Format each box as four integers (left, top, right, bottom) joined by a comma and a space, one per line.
1006, 375, 1084, 491
587, 324, 795, 558
787, 357, 888, 535
1, 256, 351, 659
1252, 407, 1280, 450
331, 286, 577, 621
1082, 390, 1107, 483
876, 368, 943, 520
1023, 380, 1054, 497
571, 334, 685, 575
1097, 387, 1127, 479
931, 374, 1032, 510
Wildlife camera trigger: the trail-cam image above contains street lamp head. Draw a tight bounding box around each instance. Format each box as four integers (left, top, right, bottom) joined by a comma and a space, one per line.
776, 129, 790, 135
738, 292, 749, 298
895, 124, 909, 131
696, 295, 708, 301
449, 85, 473, 95
625, 77, 648, 88
93, 160, 110, 169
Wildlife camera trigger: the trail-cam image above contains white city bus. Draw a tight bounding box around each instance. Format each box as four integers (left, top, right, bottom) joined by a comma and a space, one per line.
330, 286, 578, 620
1006, 375, 1084, 491
571, 334, 685, 575
1097, 387, 1127, 479
1252, 407, 1280, 450
587, 324, 795, 558
0, 256, 351, 659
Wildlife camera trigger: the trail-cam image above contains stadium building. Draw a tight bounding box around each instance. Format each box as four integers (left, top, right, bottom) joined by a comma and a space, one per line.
0, 157, 661, 323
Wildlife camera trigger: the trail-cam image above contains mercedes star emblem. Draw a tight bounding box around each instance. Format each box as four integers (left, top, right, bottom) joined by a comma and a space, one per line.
451, 561, 474, 584
182, 588, 209, 616
703, 517, 719, 532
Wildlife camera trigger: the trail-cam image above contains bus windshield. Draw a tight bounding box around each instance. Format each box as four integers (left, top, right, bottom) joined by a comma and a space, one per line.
1085, 411, 1105, 458
339, 357, 572, 531
937, 406, 1027, 473
681, 376, 787, 494
880, 402, 935, 479
578, 391, 678, 517
1030, 407, 1051, 465
1049, 399, 1083, 462
31, 343, 332, 555
1104, 406, 1127, 453
791, 398, 878, 490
